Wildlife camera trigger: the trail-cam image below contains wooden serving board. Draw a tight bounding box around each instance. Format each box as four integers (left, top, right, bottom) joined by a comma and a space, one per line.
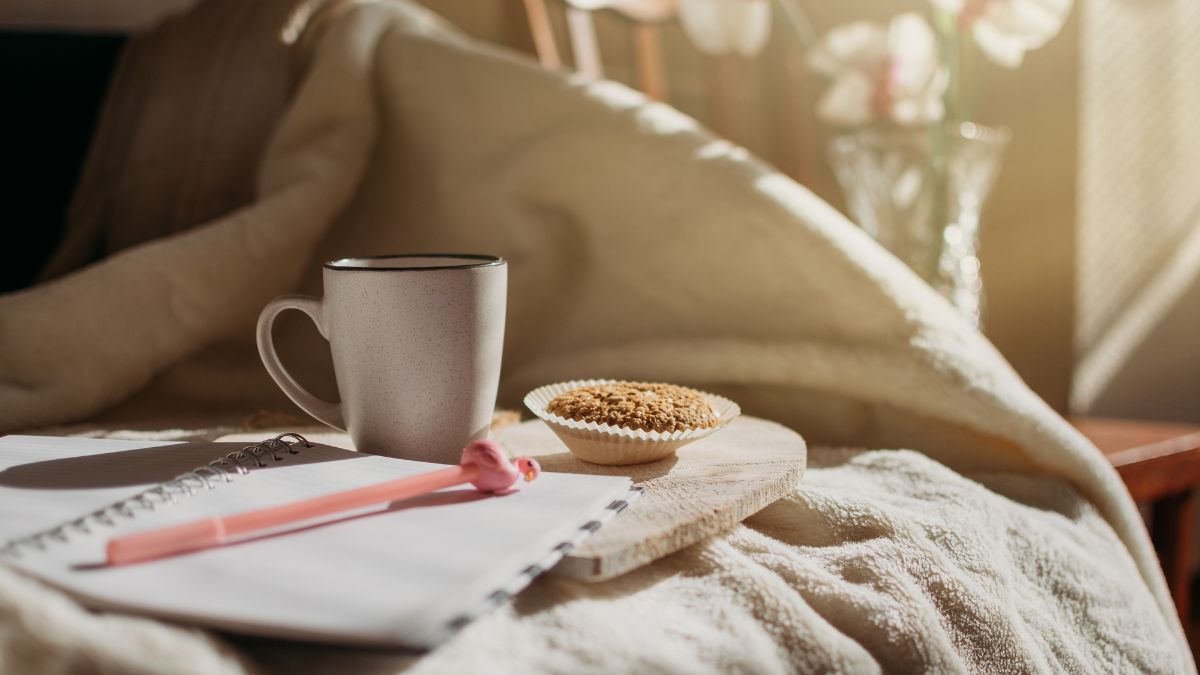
494, 416, 807, 581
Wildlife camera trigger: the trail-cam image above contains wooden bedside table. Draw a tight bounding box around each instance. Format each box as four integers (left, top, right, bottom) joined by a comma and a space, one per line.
1072, 417, 1200, 624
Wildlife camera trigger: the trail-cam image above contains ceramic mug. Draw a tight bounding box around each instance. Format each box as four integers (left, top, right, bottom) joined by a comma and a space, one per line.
256, 254, 507, 463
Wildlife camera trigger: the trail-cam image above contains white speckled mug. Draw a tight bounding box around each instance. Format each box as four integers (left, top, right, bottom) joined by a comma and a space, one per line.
256, 254, 507, 463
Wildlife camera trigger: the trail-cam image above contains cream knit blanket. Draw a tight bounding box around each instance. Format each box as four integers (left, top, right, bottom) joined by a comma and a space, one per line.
0, 1, 1191, 672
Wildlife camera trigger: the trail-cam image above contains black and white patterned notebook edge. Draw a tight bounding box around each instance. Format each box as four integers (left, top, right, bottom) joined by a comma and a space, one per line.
433, 485, 645, 646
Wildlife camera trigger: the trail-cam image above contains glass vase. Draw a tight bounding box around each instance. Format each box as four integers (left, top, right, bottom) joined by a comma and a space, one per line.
827, 121, 1010, 328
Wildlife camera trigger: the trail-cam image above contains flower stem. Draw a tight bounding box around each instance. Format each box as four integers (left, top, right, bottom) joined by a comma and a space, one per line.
926, 12, 961, 286
935, 10, 959, 121
958, 24, 980, 122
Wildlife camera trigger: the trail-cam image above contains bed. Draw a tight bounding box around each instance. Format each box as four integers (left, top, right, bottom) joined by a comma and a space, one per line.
0, 0, 1191, 672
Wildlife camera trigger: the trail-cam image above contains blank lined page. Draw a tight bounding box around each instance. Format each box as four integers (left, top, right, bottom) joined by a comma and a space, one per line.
0, 435, 631, 647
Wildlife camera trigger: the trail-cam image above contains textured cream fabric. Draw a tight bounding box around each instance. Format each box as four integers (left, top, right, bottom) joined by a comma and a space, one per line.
37, 0, 297, 283
0, 428, 1186, 673
1074, 0, 1200, 416
0, 0, 1192, 671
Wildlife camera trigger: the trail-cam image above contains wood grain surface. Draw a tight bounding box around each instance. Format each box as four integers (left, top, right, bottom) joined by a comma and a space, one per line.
494, 416, 807, 581
1071, 416, 1200, 502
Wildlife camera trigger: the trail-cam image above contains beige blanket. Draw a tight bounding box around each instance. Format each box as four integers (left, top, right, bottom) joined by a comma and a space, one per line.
0, 0, 1191, 671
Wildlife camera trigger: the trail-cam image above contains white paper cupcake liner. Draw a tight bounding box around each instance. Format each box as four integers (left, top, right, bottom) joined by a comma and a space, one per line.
524, 379, 741, 465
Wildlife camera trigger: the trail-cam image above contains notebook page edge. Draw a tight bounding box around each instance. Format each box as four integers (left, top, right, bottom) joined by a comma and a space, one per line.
413, 481, 640, 648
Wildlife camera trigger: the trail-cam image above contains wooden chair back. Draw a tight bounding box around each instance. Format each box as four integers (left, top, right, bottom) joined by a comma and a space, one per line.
518, 0, 816, 182
522, 0, 673, 100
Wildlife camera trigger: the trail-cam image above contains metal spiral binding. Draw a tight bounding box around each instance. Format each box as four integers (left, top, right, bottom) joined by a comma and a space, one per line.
0, 432, 313, 560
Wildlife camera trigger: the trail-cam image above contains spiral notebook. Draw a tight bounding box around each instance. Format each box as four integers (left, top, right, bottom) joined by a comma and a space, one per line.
0, 433, 634, 648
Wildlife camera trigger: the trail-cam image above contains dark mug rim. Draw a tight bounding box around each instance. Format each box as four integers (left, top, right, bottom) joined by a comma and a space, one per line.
323, 253, 505, 272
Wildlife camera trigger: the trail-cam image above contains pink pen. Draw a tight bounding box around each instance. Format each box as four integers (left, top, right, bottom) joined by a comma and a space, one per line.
106, 440, 541, 566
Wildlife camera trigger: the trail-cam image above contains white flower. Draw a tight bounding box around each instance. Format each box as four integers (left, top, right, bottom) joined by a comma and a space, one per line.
809, 13, 948, 127
930, 0, 1073, 68
678, 0, 773, 57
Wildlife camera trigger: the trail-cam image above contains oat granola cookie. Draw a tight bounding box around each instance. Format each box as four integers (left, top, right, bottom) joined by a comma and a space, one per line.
546, 382, 719, 433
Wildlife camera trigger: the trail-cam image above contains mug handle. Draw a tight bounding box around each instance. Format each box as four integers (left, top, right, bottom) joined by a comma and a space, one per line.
256, 295, 346, 431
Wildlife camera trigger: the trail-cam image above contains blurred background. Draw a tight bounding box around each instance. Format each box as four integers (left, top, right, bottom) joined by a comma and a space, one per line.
417, 0, 1199, 425
8, 0, 1194, 422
